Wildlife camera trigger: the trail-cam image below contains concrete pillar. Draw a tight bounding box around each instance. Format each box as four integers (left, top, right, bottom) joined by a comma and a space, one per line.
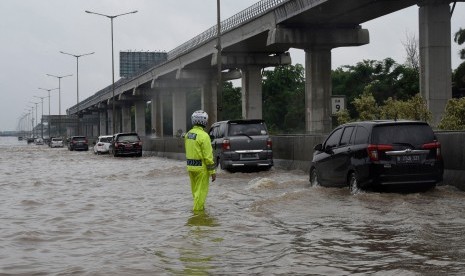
202, 79, 217, 124
122, 105, 132, 133
107, 109, 113, 134
172, 89, 187, 136
419, 0, 452, 126
135, 101, 146, 136
305, 48, 332, 134
100, 110, 108, 135
241, 65, 263, 119
151, 93, 162, 137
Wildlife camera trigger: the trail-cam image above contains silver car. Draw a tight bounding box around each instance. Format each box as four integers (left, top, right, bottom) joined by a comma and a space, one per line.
50, 137, 63, 148
209, 119, 273, 171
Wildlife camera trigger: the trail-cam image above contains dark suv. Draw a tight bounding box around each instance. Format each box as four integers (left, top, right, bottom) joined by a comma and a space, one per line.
68, 136, 89, 151
209, 119, 273, 171
110, 132, 142, 157
309, 120, 443, 192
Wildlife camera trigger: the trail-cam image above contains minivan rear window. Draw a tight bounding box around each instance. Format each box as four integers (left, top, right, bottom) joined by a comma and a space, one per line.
372, 124, 435, 145
228, 123, 267, 136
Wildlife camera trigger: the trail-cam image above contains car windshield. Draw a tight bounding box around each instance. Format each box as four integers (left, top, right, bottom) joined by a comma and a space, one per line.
52, 138, 62, 142
117, 135, 139, 142
73, 137, 86, 142
372, 124, 435, 145
228, 123, 267, 136
100, 137, 112, 143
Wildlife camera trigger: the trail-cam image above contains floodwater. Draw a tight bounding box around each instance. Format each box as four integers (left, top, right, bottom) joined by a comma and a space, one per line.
1, 136, 465, 275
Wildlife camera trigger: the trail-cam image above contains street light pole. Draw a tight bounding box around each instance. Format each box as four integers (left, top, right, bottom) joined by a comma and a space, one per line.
60, 51, 95, 136
29, 103, 39, 138
39, 87, 59, 139
216, 0, 223, 122
85, 9, 138, 134
47, 74, 72, 136
34, 96, 46, 139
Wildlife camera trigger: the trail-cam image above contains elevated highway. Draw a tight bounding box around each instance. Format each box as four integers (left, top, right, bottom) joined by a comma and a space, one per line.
67, 0, 463, 137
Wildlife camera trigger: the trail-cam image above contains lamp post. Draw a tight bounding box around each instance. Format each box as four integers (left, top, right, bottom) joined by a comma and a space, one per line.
39, 87, 59, 139
33, 96, 46, 139
46, 74, 72, 136
27, 104, 36, 138
60, 51, 95, 136
216, 0, 223, 122
85, 9, 138, 134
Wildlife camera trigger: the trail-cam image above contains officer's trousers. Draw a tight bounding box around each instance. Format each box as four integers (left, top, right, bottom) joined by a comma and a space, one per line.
188, 170, 210, 211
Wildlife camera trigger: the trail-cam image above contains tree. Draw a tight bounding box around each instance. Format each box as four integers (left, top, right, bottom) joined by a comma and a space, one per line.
402, 32, 420, 73
222, 81, 242, 120
438, 97, 465, 130
262, 64, 305, 133
332, 58, 419, 119
454, 28, 465, 60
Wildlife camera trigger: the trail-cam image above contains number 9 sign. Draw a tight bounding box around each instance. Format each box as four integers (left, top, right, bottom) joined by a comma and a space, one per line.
331, 96, 346, 115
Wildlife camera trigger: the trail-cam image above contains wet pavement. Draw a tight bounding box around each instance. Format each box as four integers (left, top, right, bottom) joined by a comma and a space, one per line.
1, 136, 465, 275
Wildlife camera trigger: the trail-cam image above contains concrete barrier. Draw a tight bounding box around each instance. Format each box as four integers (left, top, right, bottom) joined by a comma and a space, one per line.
142, 131, 465, 191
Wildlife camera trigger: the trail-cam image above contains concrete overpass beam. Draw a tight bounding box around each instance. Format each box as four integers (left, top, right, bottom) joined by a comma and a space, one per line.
135, 101, 146, 136
267, 26, 369, 49
305, 48, 332, 134
241, 65, 263, 119
418, 0, 452, 127
172, 89, 187, 136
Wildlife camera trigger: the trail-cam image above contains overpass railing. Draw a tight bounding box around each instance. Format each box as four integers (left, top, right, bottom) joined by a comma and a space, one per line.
167, 0, 289, 59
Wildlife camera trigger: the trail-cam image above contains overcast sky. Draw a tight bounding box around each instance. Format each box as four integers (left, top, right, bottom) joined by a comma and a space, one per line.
1, 0, 464, 131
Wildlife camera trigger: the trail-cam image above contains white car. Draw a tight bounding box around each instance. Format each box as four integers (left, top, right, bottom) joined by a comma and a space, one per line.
50, 137, 63, 148
93, 135, 113, 154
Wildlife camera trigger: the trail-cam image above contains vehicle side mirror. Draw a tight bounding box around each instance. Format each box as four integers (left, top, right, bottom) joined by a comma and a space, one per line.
209, 134, 215, 141
314, 144, 323, 151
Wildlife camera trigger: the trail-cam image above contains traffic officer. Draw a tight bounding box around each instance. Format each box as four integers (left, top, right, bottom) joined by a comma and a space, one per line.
184, 110, 216, 211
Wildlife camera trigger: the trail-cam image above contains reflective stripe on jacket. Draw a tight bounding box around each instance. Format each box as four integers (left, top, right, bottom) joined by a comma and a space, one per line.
184, 125, 216, 175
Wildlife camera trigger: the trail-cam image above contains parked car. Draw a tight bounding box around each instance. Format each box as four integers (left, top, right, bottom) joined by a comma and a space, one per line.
208, 119, 273, 171
109, 132, 142, 157
68, 136, 89, 151
309, 120, 444, 193
50, 137, 64, 148
93, 135, 113, 154
34, 138, 44, 145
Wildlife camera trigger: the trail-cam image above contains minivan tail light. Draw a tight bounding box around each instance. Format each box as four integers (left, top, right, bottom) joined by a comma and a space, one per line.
422, 142, 441, 159
267, 138, 272, 149
222, 139, 230, 151
367, 144, 393, 161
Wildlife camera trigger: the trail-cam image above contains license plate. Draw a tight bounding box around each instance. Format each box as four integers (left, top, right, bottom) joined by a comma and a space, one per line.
241, 153, 258, 160
125, 144, 132, 148
396, 155, 420, 164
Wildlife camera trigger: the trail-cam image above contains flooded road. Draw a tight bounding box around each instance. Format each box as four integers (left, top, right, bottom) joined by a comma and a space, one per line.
1, 136, 465, 275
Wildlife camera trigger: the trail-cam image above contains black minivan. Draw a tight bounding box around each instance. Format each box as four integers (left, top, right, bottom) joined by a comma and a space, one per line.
309, 120, 443, 192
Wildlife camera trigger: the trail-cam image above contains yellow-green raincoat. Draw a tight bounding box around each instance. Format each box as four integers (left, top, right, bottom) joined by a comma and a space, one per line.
185, 125, 216, 211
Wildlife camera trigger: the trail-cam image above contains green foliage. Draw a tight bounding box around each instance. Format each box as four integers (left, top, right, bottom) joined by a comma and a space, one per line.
338, 91, 431, 124
332, 58, 419, 119
222, 82, 242, 120
262, 64, 305, 133
437, 97, 465, 130
353, 89, 379, 120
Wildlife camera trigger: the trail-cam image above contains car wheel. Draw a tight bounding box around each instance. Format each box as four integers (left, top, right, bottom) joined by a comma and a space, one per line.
348, 172, 360, 194
113, 151, 118, 157
309, 168, 320, 187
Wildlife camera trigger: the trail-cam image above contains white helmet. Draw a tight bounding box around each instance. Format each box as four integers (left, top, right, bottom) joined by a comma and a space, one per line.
191, 110, 208, 127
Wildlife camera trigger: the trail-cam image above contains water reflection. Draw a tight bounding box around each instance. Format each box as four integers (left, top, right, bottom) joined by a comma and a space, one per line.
186, 210, 220, 227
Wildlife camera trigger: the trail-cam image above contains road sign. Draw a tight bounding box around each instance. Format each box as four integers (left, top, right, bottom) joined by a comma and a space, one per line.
331, 96, 346, 115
